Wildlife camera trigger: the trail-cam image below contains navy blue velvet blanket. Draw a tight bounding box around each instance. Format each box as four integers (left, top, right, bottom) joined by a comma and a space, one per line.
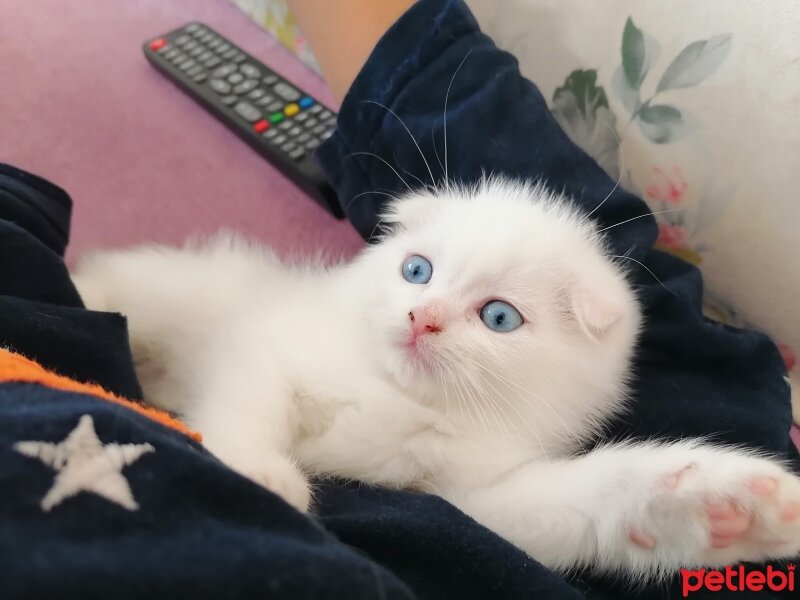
0, 1, 795, 598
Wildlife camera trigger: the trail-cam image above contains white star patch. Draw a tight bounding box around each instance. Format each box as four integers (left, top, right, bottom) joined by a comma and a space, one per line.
13, 414, 154, 512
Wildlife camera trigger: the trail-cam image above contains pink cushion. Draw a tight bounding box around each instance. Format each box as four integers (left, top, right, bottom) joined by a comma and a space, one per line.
0, 0, 363, 264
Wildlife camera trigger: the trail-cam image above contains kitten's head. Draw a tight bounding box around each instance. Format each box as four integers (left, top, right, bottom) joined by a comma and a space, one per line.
353, 179, 640, 446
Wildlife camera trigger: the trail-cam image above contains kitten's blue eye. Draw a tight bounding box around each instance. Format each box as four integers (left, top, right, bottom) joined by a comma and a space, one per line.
480, 300, 523, 332
402, 255, 433, 284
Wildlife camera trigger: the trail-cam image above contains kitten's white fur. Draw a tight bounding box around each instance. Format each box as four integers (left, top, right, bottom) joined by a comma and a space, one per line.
73, 179, 800, 579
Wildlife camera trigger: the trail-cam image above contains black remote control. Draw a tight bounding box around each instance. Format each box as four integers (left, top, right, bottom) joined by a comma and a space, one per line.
143, 23, 343, 218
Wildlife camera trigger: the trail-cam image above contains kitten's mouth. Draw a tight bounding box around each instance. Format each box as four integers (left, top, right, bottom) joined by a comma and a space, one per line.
403, 334, 434, 368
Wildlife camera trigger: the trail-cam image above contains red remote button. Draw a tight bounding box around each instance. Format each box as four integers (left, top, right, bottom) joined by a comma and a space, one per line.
149, 38, 167, 51
253, 120, 269, 134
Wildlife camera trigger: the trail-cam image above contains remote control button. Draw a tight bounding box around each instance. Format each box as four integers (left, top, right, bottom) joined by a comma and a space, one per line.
182, 40, 199, 52
281, 141, 297, 152
272, 134, 287, 146
232, 53, 247, 64
221, 95, 238, 106
234, 101, 262, 122
319, 109, 333, 120
233, 80, 258, 95
297, 132, 311, 143
299, 96, 314, 109
192, 72, 208, 83
269, 112, 284, 124
263, 74, 278, 85
203, 56, 221, 69
253, 119, 269, 134
248, 89, 266, 100
185, 24, 199, 33
186, 65, 204, 77
200, 32, 214, 44
304, 117, 319, 129
174, 35, 191, 47
207, 38, 222, 50
190, 28, 206, 38
294, 112, 309, 123
149, 38, 167, 51
263, 128, 278, 140
170, 53, 187, 66
222, 48, 237, 60
198, 51, 213, 62
240, 64, 261, 79
308, 104, 323, 115
227, 73, 244, 85
179, 59, 197, 72
320, 128, 334, 140
266, 101, 283, 112
164, 48, 179, 60
212, 63, 237, 78
277, 120, 293, 131
283, 103, 300, 117
312, 124, 327, 135
217, 42, 231, 53
273, 82, 301, 102
210, 79, 231, 94
189, 46, 205, 58
289, 148, 305, 161
287, 126, 303, 137
305, 139, 320, 150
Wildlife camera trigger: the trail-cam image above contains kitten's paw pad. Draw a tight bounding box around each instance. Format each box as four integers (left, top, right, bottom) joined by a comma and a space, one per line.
240, 456, 312, 512
628, 455, 800, 565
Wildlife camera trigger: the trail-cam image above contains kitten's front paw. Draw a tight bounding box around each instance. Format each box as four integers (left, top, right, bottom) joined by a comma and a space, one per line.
235, 454, 312, 512
622, 447, 800, 571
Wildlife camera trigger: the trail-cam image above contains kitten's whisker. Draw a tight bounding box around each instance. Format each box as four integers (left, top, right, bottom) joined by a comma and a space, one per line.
466, 356, 554, 439
466, 351, 564, 441
455, 350, 519, 441
345, 151, 414, 193
437, 368, 451, 418
454, 368, 491, 436
361, 99, 436, 188
471, 364, 534, 440
443, 51, 473, 191
585, 120, 624, 219
611, 254, 679, 296
431, 125, 446, 180
344, 190, 400, 213
392, 151, 432, 190
439, 352, 470, 426
598, 208, 686, 233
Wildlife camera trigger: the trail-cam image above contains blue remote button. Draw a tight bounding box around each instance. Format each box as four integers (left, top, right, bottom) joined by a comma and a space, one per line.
299, 96, 314, 109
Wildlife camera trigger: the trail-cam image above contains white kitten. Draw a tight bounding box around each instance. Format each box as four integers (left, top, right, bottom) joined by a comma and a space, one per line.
73, 179, 800, 579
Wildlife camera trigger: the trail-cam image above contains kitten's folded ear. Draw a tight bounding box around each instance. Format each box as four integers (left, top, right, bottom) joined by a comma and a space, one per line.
568, 273, 627, 340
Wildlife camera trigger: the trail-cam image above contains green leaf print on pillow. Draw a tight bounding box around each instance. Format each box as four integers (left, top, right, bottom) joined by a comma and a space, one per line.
621, 17, 660, 91
656, 35, 732, 93
637, 102, 688, 144
551, 18, 732, 151
551, 70, 620, 179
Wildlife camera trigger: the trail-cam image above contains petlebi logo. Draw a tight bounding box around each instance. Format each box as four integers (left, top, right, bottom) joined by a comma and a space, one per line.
681, 564, 795, 596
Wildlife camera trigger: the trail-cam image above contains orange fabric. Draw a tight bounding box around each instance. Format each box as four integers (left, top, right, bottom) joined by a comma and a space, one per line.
0, 348, 201, 442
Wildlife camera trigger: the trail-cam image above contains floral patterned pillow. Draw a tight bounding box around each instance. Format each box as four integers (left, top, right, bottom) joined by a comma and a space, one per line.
466, 0, 799, 421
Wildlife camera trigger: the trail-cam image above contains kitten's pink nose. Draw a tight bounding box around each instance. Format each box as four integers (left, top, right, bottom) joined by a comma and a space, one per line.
408, 307, 443, 336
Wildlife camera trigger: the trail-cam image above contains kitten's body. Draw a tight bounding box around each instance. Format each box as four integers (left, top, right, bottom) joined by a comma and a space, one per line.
74, 180, 800, 578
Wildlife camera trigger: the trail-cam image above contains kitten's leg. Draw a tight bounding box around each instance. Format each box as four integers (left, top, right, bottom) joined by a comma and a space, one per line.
73, 241, 310, 510
187, 328, 311, 512
445, 441, 800, 579
71, 236, 277, 414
